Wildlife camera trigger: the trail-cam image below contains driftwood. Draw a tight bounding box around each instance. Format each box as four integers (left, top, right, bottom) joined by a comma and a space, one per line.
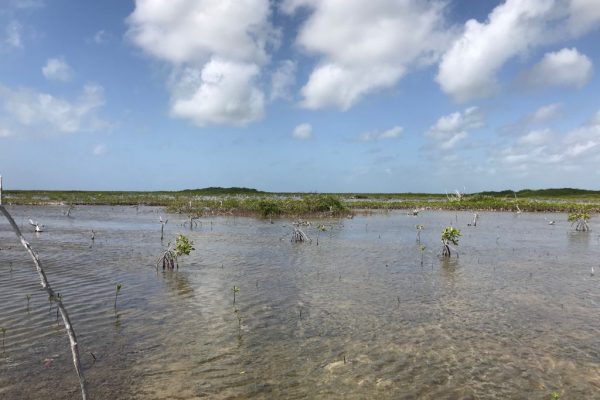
0, 205, 88, 400
291, 227, 310, 243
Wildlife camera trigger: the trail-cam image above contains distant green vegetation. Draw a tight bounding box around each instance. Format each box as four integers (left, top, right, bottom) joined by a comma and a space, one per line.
3, 187, 600, 216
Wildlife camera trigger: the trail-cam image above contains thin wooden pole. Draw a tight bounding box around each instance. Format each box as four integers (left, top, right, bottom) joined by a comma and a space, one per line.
0, 175, 3, 205
0, 205, 88, 399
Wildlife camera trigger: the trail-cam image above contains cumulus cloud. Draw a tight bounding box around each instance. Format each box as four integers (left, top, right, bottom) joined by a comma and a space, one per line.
169, 59, 264, 127
126, 0, 276, 127
425, 107, 484, 150
0, 83, 107, 136
292, 123, 313, 140
524, 48, 593, 89
437, 0, 600, 102
360, 126, 403, 142
42, 57, 73, 82
270, 60, 296, 101
282, 0, 451, 110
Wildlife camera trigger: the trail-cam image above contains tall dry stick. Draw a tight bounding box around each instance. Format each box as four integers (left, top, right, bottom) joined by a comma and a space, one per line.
0, 205, 88, 400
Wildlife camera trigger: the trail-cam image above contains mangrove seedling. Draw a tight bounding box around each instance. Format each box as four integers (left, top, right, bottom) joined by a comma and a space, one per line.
415, 224, 424, 243
114, 283, 122, 310
468, 213, 478, 227
156, 234, 195, 270
1, 327, 6, 352
232, 286, 240, 304
420, 245, 426, 266
441, 226, 461, 258
568, 211, 591, 231
159, 216, 168, 241
26, 294, 31, 311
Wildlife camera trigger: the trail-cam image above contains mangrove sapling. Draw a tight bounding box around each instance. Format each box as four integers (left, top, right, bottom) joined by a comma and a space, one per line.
156, 234, 195, 270
159, 216, 168, 241
232, 286, 240, 304
468, 213, 478, 226
1, 327, 5, 352
415, 224, 424, 243
441, 226, 461, 258
26, 294, 31, 311
420, 245, 426, 267
568, 211, 591, 231
114, 283, 122, 310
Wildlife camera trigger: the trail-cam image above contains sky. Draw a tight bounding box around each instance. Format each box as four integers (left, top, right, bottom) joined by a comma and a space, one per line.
0, 0, 599, 193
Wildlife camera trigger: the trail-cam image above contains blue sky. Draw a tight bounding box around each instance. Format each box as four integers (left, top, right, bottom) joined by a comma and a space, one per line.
0, 0, 599, 193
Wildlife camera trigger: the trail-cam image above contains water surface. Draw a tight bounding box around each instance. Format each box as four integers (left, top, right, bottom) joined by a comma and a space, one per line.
1, 206, 599, 399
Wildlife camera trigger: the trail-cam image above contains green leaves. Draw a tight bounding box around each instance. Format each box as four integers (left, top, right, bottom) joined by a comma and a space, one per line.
175, 234, 195, 257
441, 226, 461, 246
567, 211, 590, 222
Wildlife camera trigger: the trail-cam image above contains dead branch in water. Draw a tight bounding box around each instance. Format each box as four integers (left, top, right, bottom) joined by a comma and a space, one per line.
0, 205, 88, 400
291, 227, 311, 243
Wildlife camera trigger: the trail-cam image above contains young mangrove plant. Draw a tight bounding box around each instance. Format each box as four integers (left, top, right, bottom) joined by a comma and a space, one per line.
159, 216, 168, 241
568, 211, 591, 231
114, 283, 122, 310
156, 234, 195, 270
232, 286, 240, 305
415, 224, 424, 243
420, 245, 426, 266
26, 294, 31, 311
441, 226, 461, 258
1, 327, 6, 352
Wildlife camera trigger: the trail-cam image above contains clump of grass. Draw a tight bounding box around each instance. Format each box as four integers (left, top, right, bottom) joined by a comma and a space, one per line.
568, 211, 590, 231
441, 226, 461, 257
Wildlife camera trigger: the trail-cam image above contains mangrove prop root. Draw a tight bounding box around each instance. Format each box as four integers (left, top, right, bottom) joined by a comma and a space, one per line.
0, 205, 88, 400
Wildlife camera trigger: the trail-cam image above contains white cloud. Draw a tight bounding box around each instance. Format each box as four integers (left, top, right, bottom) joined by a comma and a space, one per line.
270, 60, 296, 101
494, 110, 600, 172
126, 0, 276, 127
42, 58, 73, 82
568, 0, 600, 35
169, 59, 264, 127
529, 103, 563, 124
0, 83, 107, 136
360, 126, 403, 142
437, 0, 600, 102
524, 48, 593, 88
292, 123, 313, 140
516, 129, 552, 146
425, 106, 484, 150
282, 0, 451, 110
92, 143, 107, 156
5, 21, 23, 49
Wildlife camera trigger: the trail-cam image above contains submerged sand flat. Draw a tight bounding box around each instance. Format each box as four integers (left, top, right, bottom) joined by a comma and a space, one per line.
0, 206, 598, 399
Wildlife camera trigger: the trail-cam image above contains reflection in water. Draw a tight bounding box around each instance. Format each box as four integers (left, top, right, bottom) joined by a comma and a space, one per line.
0, 206, 599, 399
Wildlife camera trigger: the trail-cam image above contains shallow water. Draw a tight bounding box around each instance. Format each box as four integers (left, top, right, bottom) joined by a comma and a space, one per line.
0, 206, 599, 399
